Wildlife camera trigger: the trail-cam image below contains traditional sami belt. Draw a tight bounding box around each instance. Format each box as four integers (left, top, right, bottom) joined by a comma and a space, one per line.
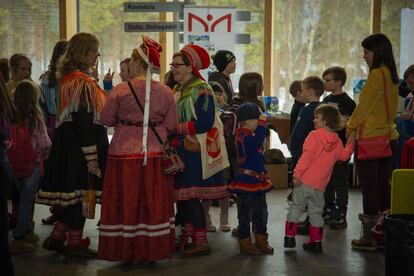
119, 119, 161, 127
239, 168, 266, 180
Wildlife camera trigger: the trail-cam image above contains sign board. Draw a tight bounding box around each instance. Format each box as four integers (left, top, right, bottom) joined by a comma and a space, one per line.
124, 22, 182, 32
183, 6, 236, 79
124, 2, 183, 12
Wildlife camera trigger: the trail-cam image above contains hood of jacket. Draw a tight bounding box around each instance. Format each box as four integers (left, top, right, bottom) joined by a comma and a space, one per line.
314, 128, 340, 152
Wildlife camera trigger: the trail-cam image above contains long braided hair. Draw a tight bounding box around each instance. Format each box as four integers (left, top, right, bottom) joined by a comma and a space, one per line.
45, 40, 68, 87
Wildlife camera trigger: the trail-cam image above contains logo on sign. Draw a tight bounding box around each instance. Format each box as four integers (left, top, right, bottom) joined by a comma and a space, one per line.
188, 13, 232, 32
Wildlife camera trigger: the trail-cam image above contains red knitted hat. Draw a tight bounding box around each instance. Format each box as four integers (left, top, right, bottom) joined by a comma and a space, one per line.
180, 44, 210, 80
139, 34, 162, 74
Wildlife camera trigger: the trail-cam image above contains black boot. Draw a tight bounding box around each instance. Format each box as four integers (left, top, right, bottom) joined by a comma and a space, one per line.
43, 237, 65, 252
303, 226, 323, 254
284, 237, 296, 248
303, 241, 323, 254
322, 206, 335, 225
329, 207, 347, 229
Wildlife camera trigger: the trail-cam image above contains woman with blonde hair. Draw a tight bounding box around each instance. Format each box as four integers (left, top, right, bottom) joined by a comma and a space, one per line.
10, 80, 51, 254
37, 32, 108, 257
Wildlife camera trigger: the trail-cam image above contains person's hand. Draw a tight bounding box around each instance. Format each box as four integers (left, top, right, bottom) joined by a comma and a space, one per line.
87, 159, 101, 178
346, 131, 356, 144
90, 61, 99, 81
400, 112, 412, 121
292, 176, 302, 187
104, 69, 114, 83
345, 127, 350, 138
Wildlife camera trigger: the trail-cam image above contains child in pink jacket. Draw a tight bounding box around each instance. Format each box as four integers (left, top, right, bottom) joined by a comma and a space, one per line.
284, 104, 355, 254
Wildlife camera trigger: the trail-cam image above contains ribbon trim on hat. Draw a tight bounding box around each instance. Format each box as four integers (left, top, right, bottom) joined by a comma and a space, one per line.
136, 43, 153, 166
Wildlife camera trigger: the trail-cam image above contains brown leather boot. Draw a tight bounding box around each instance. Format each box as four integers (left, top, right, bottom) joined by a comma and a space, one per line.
181, 243, 211, 257
255, 234, 274, 254
239, 237, 262, 255
351, 214, 378, 251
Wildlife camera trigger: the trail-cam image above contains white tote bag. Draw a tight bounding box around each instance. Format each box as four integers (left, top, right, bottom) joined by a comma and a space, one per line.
196, 112, 230, 180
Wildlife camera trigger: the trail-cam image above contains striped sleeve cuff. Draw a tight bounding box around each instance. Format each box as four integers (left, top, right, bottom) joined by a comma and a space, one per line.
176, 121, 196, 135
81, 145, 98, 161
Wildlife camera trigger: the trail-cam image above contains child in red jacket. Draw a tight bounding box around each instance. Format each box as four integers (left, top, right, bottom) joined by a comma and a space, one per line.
284, 104, 354, 253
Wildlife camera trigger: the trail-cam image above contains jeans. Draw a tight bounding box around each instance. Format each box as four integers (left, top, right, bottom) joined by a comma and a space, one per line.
14, 163, 40, 238
239, 193, 268, 239
0, 145, 15, 275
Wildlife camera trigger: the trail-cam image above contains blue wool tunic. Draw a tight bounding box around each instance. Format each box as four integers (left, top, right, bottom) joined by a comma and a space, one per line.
174, 79, 227, 201
228, 120, 273, 195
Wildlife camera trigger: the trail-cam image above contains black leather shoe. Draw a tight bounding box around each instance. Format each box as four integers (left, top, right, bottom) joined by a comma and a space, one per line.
64, 246, 98, 258
41, 214, 59, 225
284, 236, 296, 248
43, 237, 65, 252
303, 241, 322, 254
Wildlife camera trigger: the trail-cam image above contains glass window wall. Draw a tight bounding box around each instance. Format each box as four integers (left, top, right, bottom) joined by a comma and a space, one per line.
0, 0, 59, 81
273, 0, 371, 112
79, 0, 160, 84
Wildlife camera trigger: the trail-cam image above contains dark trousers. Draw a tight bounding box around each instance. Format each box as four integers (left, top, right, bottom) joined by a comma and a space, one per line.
0, 146, 15, 276
176, 199, 206, 229
239, 194, 268, 239
356, 140, 397, 215
59, 204, 86, 230
324, 162, 349, 210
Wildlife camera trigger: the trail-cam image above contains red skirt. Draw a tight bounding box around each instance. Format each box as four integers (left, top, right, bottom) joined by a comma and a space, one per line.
98, 156, 175, 262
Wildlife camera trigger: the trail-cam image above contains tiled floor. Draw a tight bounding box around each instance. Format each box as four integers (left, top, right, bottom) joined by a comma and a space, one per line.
11, 188, 385, 276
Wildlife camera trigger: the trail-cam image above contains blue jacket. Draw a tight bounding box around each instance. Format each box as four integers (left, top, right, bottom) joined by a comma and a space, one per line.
290, 102, 320, 162
228, 119, 273, 194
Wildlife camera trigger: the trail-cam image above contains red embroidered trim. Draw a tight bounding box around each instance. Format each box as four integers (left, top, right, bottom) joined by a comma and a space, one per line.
187, 121, 196, 135
175, 185, 229, 201
108, 152, 163, 159
228, 179, 273, 193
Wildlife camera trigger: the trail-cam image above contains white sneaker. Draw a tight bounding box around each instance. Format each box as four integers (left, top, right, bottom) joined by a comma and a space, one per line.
220, 224, 231, 232
207, 225, 217, 232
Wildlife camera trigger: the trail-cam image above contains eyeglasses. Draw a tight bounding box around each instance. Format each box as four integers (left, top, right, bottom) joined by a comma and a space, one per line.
169, 63, 186, 69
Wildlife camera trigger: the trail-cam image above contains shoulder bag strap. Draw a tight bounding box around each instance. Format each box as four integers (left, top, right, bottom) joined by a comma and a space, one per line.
127, 81, 164, 145
379, 68, 391, 139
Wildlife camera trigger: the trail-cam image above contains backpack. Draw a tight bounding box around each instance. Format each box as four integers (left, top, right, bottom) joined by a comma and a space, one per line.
7, 124, 37, 179
264, 148, 287, 164
219, 105, 238, 156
